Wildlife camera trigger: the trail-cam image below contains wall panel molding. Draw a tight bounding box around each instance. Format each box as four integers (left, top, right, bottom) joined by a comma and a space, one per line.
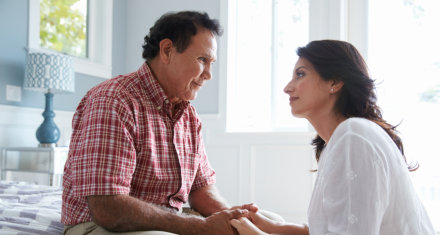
201, 115, 315, 222
0, 104, 74, 147
1, 105, 315, 222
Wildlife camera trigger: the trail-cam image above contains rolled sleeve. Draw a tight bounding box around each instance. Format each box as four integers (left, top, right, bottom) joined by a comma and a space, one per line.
191, 132, 216, 192
69, 95, 137, 197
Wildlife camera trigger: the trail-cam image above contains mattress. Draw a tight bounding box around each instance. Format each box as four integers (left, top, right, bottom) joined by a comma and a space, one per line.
0, 181, 63, 234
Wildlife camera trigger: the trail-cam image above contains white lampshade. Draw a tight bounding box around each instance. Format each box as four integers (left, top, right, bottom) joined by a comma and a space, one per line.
24, 52, 75, 93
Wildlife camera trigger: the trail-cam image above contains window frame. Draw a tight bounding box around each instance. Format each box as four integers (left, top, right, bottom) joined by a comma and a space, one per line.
27, 0, 113, 79
221, 0, 368, 133
220, 0, 439, 232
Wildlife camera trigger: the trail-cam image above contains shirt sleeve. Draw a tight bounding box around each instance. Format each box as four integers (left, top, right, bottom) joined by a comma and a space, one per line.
190, 121, 216, 192
319, 132, 390, 235
69, 95, 137, 197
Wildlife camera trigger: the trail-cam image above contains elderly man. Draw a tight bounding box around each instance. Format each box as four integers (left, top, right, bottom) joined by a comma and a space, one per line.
62, 11, 254, 235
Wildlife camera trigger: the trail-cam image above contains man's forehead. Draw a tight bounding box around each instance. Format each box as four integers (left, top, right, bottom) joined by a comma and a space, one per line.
190, 31, 217, 56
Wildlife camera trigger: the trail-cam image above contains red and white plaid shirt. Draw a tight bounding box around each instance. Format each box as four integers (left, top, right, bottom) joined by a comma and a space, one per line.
61, 63, 216, 225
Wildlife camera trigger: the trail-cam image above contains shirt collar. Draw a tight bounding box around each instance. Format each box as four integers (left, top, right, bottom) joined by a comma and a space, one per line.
137, 62, 189, 116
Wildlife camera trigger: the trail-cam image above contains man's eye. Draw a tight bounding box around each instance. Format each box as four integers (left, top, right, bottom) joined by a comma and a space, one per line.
199, 57, 207, 63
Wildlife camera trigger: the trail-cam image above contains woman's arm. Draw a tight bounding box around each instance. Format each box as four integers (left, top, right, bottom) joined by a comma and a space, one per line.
268, 222, 309, 235
231, 212, 309, 235
314, 132, 388, 234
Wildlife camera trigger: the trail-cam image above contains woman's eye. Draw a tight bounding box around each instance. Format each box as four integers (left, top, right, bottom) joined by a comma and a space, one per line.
296, 71, 305, 79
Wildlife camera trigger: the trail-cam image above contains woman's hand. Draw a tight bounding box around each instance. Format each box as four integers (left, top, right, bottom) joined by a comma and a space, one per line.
231, 203, 259, 213
247, 211, 281, 233
231, 217, 267, 235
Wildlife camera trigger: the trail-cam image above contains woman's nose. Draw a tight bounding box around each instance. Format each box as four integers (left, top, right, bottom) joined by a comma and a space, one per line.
284, 81, 294, 94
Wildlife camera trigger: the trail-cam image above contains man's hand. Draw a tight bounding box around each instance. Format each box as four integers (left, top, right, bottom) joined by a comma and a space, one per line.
188, 209, 249, 235
231, 217, 267, 235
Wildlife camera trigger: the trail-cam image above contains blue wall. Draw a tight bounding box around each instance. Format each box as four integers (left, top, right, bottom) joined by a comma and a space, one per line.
0, 0, 127, 112
122, 0, 221, 115
0, 0, 220, 114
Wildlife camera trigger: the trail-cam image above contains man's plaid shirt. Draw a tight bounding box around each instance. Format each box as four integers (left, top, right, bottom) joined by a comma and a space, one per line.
61, 63, 216, 225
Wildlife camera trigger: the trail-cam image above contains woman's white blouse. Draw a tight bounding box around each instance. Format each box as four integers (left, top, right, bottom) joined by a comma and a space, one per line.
308, 118, 435, 235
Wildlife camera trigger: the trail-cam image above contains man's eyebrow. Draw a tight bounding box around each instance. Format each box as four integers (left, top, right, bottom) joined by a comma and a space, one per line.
202, 53, 216, 62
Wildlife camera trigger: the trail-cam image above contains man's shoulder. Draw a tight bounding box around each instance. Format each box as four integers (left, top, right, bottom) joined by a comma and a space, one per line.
87, 72, 140, 100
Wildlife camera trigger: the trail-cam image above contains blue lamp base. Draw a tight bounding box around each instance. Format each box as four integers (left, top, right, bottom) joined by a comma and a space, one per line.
36, 92, 60, 145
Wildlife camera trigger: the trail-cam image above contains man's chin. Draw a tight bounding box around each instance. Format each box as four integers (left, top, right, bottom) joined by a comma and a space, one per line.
182, 95, 197, 102
188, 92, 198, 101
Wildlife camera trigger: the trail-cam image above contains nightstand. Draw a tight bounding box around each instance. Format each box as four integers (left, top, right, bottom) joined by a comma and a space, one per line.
0, 146, 68, 186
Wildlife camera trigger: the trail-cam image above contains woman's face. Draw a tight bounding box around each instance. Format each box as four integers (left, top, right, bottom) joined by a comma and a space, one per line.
283, 57, 335, 119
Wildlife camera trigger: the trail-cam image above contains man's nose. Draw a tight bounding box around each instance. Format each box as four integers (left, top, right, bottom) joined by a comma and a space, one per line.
203, 66, 212, 80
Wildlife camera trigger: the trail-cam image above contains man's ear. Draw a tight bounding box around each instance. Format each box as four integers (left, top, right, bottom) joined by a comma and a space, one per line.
331, 80, 344, 93
159, 38, 174, 64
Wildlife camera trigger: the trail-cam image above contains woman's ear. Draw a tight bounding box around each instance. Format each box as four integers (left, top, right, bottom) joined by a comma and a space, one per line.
330, 80, 344, 93
158, 38, 173, 64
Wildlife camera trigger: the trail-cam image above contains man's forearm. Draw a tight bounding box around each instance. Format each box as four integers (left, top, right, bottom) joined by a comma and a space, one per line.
188, 185, 230, 216
87, 195, 204, 233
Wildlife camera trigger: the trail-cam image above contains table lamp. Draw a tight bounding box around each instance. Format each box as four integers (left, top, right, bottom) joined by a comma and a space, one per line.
24, 52, 75, 147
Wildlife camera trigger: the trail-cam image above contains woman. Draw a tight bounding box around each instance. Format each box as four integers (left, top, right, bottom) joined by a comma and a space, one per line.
231, 40, 436, 235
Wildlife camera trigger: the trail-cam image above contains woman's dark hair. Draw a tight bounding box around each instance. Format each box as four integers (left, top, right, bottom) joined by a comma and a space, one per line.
297, 40, 416, 171
142, 11, 222, 61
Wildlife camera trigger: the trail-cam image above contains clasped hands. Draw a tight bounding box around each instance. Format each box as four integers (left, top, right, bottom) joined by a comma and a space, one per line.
196, 203, 277, 235
229, 204, 277, 235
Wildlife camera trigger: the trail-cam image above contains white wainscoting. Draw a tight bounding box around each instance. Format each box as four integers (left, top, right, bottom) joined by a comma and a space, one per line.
0, 104, 74, 184
0, 105, 74, 148
200, 115, 316, 223
0, 104, 316, 223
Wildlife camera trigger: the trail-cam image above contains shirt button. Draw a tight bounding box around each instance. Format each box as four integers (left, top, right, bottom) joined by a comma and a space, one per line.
157, 106, 161, 110
165, 100, 169, 104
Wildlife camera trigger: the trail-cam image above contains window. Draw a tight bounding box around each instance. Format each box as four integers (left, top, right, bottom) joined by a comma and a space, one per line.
223, 0, 356, 132
222, 0, 439, 231
225, 0, 310, 132
40, 0, 88, 58
28, 0, 113, 78
368, 0, 440, 231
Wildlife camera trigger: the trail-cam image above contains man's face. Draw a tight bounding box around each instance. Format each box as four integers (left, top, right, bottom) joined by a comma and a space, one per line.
165, 29, 217, 103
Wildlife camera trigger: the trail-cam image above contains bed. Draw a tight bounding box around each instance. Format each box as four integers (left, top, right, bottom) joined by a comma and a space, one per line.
0, 181, 63, 234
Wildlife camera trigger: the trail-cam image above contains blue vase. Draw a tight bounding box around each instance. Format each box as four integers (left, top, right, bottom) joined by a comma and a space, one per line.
36, 92, 60, 144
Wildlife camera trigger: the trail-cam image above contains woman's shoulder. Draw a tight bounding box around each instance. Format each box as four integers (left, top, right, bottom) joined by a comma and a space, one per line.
329, 117, 392, 149
334, 117, 382, 136
330, 117, 398, 156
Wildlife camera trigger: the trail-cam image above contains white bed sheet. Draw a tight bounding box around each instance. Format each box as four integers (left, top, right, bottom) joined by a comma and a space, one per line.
0, 181, 63, 234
